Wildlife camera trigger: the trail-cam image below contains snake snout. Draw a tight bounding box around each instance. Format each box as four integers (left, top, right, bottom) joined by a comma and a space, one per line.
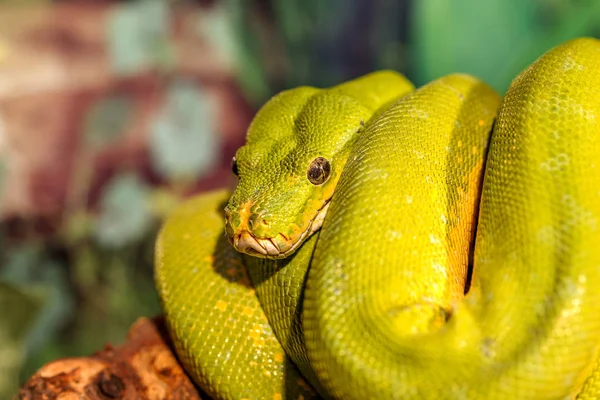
225, 199, 331, 259
224, 205, 290, 258
248, 212, 271, 232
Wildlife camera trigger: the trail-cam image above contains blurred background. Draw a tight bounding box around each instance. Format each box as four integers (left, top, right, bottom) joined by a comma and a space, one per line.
0, 0, 598, 396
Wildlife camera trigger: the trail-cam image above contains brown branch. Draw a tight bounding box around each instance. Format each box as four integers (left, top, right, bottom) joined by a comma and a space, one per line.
18, 317, 205, 400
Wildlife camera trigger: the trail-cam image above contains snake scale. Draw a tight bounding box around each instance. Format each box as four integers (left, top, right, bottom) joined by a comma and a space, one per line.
155, 37, 600, 399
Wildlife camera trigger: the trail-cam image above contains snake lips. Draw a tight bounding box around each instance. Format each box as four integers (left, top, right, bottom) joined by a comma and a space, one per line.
224, 198, 330, 259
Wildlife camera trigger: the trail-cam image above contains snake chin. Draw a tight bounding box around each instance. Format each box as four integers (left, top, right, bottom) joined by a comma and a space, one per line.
231, 202, 330, 259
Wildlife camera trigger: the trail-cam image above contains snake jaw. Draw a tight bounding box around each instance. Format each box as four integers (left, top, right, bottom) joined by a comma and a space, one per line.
234, 232, 282, 258
229, 201, 330, 259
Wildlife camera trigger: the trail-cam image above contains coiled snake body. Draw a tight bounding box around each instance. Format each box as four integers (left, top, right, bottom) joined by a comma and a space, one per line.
155, 38, 600, 399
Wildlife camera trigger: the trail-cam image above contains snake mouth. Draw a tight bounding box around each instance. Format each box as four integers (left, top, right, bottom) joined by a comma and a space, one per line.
230, 201, 330, 259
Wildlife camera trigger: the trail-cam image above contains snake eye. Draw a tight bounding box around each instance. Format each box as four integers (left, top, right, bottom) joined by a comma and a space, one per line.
307, 157, 331, 185
231, 156, 239, 176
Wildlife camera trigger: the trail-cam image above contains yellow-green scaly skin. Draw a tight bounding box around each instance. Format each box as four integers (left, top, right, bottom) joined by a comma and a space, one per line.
155, 37, 600, 399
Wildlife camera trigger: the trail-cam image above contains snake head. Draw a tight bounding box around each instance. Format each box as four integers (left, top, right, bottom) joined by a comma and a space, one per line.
224, 71, 414, 259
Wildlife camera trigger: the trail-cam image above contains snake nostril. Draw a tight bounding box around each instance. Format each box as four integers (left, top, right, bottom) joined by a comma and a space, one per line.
249, 212, 271, 230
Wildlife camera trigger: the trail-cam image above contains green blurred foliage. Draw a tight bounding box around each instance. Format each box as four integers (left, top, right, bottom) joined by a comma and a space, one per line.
1, 245, 73, 386
84, 95, 134, 149
411, 0, 600, 92
225, 0, 600, 102
149, 81, 220, 182
107, 0, 175, 76
0, 282, 42, 398
1, 0, 599, 395
94, 173, 153, 249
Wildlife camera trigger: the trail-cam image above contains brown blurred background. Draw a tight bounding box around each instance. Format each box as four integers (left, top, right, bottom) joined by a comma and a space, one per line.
0, 0, 599, 397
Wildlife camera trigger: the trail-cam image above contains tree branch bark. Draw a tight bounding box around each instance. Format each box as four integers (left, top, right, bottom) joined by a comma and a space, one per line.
18, 317, 205, 400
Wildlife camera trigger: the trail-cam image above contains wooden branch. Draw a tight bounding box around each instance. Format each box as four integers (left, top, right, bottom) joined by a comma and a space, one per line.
18, 317, 205, 400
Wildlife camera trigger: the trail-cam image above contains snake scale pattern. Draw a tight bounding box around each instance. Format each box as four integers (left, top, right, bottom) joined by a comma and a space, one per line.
155, 37, 600, 399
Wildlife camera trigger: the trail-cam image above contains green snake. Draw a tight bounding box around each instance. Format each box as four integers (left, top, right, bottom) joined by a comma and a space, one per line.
155, 38, 600, 399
